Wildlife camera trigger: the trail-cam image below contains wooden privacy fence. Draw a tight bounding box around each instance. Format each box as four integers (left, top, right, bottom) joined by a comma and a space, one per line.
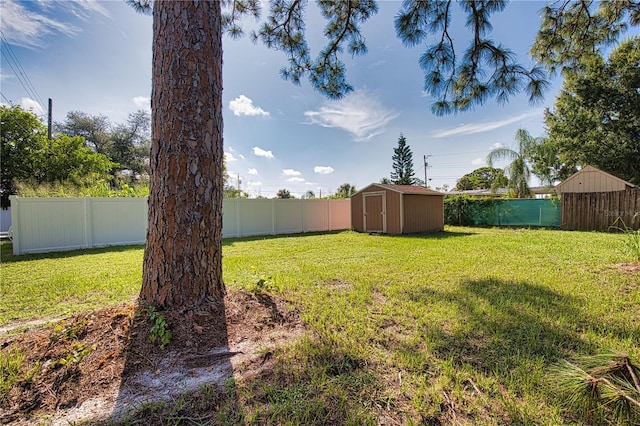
9, 196, 351, 255
561, 189, 640, 231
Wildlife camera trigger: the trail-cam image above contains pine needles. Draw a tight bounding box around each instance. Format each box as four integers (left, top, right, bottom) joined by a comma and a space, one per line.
552, 351, 640, 425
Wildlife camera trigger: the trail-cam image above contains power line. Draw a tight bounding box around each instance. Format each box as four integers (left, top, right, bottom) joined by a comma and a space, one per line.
0, 31, 46, 109
0, 31, 43, 104
430, 150, 487, 157
1, 92, 12, 104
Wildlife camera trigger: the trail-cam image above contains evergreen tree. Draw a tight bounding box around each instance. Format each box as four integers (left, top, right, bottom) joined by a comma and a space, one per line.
390, 134, 416, 185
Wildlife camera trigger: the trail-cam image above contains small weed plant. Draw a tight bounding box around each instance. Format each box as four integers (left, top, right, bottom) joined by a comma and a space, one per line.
610, 216, 640, 261
141, 302, 172, 350
53, 342, 96, 368
0, 347, 40, 402
245, 266, 275, 294
49, 317, 89, 342
0, 347, 25, 401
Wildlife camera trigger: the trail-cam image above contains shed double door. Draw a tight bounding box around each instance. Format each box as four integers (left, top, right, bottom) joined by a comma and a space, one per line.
364, 192, 386, 233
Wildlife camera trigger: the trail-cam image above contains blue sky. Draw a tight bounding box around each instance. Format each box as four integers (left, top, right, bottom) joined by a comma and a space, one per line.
0, 1, 628, 197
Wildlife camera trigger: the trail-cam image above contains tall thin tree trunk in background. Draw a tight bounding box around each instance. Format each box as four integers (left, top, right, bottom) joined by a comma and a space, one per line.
141, 0, 224, 308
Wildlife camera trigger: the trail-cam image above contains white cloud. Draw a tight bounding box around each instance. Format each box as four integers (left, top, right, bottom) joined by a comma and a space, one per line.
72, 0, 111, 18
229, 95, 269, 117
227, 147, 245, 159
132, 96, 150, 110
252, 146, 274, 159
304, 90, 398, 141
368, 60, 386, 69
287, 177, 305, 183
0, 71, 14, 83
471, 157, 484, 166
20, 97, 45, 116
282, 169, 301, 177
430, 110, 542, 138
224, 152, 238, 162
248, 168, 258, 176
314, 166, 334, 175
247, 181, 262, 188
0, 0, 79, 47
490, 142, 504, 149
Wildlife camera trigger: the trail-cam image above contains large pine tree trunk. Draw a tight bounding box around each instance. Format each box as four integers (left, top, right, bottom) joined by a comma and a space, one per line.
141, 0, 224, 308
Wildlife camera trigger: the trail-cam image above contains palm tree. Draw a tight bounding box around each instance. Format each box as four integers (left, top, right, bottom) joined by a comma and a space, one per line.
487, 129, 536, 198
334, 183, 357, 199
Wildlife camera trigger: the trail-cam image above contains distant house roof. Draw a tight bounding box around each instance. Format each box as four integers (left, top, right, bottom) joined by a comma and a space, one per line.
355, 184, 443, 196
556, 165, 637, 194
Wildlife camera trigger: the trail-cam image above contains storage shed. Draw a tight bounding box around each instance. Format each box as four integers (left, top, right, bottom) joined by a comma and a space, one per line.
351, 184, 444, 234
556, 165, 636, 195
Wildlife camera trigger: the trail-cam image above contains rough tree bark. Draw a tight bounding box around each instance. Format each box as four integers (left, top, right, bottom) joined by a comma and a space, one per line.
141, 0, 225, 308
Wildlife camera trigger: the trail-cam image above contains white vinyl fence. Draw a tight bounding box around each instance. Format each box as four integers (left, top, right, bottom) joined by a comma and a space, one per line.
0, 208, 11, 233
9, 196, 351, 255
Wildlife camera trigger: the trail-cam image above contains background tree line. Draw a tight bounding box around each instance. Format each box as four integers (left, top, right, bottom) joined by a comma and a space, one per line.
56, 110, 152, 179
274, 183, 357, 199
0, 105, 152, 208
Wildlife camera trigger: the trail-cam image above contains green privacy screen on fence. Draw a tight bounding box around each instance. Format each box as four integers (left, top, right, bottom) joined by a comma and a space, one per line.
444, 197, 561, 227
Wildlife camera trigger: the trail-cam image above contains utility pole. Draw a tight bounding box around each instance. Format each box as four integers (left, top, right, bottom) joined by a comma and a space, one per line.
47, 98, 53, 141
237, 173, 241, 192
423, 155, 432, 188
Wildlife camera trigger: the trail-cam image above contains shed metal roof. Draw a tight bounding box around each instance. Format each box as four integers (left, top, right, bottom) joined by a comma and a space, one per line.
354, 183, 444, 196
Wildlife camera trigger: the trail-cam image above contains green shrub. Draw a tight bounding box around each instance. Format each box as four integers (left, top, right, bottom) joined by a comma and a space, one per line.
15, 179, 149, 198
444, 195, 503, 226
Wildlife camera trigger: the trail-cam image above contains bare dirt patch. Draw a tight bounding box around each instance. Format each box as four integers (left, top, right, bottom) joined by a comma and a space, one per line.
0, 290, 305, 425
615, 261, 640, 275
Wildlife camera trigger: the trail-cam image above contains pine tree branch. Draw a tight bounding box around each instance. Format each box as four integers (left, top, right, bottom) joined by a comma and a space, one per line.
625, 359, 640, 394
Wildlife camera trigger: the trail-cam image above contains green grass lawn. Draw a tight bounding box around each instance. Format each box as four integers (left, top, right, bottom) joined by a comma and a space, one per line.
1, 227, 638, 424
0, 243, 144, 324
